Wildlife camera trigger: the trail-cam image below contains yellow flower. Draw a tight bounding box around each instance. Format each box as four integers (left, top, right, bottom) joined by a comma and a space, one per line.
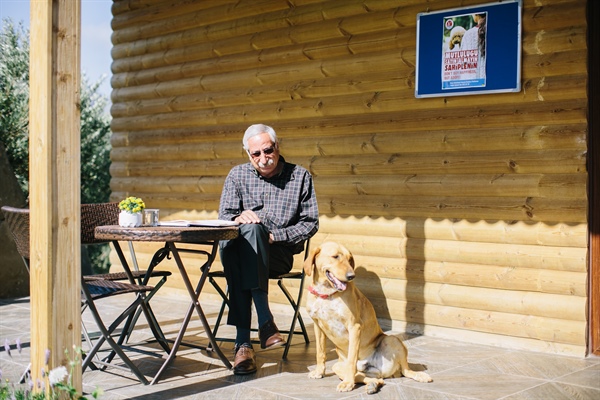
119, 196, 146, 213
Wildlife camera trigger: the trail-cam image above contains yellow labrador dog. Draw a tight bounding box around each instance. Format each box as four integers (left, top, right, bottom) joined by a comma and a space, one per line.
304, 242, 432, 394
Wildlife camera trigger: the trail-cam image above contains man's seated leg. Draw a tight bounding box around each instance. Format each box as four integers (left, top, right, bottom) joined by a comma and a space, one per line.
220, 228, 259, 375
256, 242, 296, 348
221, 224, 294, 359
252, 287, 286, 348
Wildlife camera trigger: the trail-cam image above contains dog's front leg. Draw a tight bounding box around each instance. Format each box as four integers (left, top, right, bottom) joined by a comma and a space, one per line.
308, 323, 327, 379
335, 322, 361, 392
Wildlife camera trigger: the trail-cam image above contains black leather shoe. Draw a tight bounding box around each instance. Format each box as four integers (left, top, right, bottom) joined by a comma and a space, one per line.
259, 320, 286, 349
233, 343, 256, 375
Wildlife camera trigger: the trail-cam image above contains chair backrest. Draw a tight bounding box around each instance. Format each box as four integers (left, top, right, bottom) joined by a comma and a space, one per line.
303, 238, 311, 261
1, 206, 31, 261
293, 238, 311, 270
80, 202, 120, 245
2, 203, 120, 257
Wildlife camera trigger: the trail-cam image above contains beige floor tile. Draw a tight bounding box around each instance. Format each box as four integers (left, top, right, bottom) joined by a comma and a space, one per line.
245, 371, 359, 399
468, 351, 600, 380
399, 363, 547, 400
554, 363, 600, 389
3, 295, 600, 399
502, 382, 600, 400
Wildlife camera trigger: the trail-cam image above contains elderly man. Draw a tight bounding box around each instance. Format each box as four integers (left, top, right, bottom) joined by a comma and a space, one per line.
218, 123, 319, 375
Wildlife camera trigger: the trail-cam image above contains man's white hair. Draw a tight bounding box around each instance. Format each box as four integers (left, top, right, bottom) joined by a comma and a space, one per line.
243, 124, 278, 150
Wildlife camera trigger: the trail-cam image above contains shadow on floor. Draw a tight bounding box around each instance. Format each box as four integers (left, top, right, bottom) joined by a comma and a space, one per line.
1, 295, 600, 399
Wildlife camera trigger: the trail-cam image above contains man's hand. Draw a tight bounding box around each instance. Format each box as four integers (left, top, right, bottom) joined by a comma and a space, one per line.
235, 210, 275, 243
234, 210, 261, 224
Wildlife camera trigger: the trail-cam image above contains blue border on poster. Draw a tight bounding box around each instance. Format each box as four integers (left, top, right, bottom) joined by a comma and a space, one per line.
415, 0, 522, 98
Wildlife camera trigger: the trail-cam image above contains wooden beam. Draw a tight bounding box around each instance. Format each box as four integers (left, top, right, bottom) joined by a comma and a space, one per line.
588, 0, 600, 357
29, 0, 81, 391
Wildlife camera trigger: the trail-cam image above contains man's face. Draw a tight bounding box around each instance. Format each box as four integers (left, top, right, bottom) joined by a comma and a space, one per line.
247, 132, 280, 178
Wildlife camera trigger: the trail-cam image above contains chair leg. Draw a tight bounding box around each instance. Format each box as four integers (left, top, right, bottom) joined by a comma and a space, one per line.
100, 302, 142, 367
208, 271, 310, 356
211, 298, 228, 339
103, 297, 170, 368
119, 243, 172, 348
137, 299, 171, 353
81, 302, 110, 371
80, 319, 101, 370
208, 275, 230, 340
277, 279, 310, 342
81, 295, 150, 385
19, 363, 31, 384
278, 276, 310, 360
124, 276, 170, 351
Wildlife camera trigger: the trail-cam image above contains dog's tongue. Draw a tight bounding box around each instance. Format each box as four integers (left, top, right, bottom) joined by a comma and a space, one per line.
326, 271, 347, 291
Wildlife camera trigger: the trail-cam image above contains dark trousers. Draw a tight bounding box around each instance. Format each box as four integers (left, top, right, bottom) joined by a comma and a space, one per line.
219, 223, 295, 329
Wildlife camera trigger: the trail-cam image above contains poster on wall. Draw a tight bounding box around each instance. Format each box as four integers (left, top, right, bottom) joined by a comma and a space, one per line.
415, 0, 522, 98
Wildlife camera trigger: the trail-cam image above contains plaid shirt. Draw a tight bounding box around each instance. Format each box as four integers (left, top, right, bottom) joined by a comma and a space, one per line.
218, 156, 319, 247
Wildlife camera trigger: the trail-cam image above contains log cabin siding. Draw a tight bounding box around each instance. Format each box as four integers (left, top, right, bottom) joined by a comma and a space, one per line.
108, 0, 589, 355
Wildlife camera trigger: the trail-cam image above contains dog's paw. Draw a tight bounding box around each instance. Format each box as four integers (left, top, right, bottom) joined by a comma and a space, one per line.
366, 381, 381, 395
413, 371, 433, 383
336, 380, 355, 392
363, 378, 384, 394
308, 369, 324, 379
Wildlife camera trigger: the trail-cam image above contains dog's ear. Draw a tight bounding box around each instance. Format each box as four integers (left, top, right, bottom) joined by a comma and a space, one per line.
348, 252, 355, 269
303, 246, 320, 276
342, 245, 355, 269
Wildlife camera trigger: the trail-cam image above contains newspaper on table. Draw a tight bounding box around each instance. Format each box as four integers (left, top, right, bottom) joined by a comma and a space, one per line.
158, 220, 239, 227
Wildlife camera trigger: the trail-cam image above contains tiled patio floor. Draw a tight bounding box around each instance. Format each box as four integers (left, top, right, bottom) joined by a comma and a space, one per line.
1, 294, 599, 399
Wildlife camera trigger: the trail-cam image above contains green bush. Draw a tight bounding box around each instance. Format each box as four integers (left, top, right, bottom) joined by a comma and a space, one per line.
1, 18, 112, 273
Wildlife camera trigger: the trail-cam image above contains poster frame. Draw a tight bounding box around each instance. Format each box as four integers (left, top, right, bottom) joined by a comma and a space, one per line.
415, 0, 522, 98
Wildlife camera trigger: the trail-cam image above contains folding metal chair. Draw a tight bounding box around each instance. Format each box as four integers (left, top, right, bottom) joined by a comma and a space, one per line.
1, 205, 168, 384
79, 202, 171, 344
79, 202, 172, 288
80, 278, 163, 384
3, 203, 172, 342
208, 239, 311, 359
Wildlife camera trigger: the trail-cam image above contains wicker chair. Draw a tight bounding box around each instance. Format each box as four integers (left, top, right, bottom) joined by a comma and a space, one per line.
79, 203, 172, 345
80, 202, 172, 285
3, 203, 172, 342
1, 205, 169, 384
207, 239, 311, 359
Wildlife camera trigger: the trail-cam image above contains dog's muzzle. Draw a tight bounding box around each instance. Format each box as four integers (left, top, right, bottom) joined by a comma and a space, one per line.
325, 270, 355, 291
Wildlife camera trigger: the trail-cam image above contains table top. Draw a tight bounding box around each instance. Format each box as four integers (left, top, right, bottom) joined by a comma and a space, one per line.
95, 224, 239, 243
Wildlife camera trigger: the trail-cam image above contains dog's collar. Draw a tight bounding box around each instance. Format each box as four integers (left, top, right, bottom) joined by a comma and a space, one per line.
308, 285, 336, 299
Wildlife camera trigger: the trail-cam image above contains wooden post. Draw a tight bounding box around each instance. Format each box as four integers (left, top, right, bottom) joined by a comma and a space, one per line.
29, 0, 82, 392
588, 0, 600, 356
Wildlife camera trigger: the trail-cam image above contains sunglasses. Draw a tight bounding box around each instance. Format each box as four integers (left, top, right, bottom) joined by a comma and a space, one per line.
248, 146, 276, 158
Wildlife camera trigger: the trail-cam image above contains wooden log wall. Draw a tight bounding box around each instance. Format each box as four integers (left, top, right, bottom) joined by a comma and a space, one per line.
108, 0, 589, 356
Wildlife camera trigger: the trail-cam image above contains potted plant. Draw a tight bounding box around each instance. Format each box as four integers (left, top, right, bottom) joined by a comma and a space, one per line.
118, 196, 145, 227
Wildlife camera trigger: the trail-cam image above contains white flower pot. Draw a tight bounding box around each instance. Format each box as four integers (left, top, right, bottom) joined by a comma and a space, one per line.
119, 211, 143, 227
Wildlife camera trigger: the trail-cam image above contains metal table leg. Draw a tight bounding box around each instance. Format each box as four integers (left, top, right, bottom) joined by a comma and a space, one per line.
150, 241, 231, 384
